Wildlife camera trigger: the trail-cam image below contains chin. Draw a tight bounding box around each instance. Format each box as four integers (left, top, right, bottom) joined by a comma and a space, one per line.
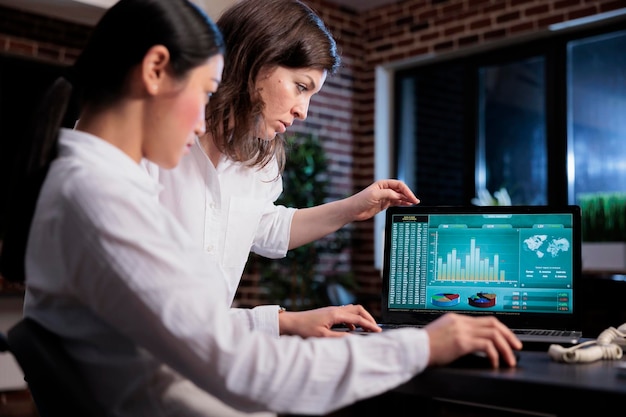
160, 155, 184, 170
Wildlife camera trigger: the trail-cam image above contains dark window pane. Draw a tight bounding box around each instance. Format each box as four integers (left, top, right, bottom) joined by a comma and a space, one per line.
477, 57, 547, 205
568, 30, 626, 201
395, 64, 469, 205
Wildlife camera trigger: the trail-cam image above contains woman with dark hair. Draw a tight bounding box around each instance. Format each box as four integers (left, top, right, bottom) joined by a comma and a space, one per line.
1, 0, 521, 415
149, 0, 419, 338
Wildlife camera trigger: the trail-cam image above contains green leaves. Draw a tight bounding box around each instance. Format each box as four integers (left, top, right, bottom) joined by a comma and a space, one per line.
579, 192, 626, 242
253, 133, 355, 310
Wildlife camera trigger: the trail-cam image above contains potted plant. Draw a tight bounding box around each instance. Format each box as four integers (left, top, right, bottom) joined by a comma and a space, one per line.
249, 133, 357, 310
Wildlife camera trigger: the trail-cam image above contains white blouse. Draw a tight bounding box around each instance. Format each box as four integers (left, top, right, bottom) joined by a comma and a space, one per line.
144, 137, 296, 336
24, 129, 430, 416
146, 138, 295, 294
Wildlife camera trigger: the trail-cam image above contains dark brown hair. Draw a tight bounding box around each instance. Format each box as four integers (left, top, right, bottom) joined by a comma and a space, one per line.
207, 0, 340, 173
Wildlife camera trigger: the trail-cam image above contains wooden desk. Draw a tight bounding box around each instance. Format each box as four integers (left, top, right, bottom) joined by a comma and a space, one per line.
314, 350, 626, 417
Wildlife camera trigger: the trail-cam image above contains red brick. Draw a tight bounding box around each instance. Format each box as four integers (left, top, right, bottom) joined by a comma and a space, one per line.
1, 0, 621, 315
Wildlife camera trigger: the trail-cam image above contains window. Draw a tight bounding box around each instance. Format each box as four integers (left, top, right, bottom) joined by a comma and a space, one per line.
388, 17, 626, 208
374, 12, 626, 268
567, 29, 626, 202
393, 61, 470, 206
477, 56, 547, 205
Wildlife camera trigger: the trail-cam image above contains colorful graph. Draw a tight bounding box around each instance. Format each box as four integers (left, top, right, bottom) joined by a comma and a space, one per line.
431, 293, 460, 307
436, 238, 511, 282
468, 292, 497, 308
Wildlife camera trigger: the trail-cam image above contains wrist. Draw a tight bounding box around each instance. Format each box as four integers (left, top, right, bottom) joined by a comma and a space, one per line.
277, 307, 295, 336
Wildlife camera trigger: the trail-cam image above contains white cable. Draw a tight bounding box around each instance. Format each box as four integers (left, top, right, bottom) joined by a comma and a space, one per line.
597, 325, 626, 347
548, 341, 623, 363
548, 323, 626, 363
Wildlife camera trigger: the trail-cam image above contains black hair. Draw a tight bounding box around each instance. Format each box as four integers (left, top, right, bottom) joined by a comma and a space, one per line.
0, 0, 225, 282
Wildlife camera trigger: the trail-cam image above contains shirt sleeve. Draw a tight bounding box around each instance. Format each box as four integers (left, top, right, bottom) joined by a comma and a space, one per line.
251, 205, 296, 259
52, 163, 431, 416
229, 305, 280, 338
250, 166, 297, 259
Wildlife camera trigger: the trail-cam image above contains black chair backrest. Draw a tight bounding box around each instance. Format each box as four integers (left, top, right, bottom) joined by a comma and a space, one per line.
4, 318, 107, 417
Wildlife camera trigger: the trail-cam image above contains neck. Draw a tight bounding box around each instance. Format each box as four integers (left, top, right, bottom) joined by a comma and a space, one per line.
75, 103, 142, 163
199, 134, 221, 167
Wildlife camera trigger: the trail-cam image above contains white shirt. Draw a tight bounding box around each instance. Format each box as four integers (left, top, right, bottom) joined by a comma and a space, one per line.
144, 138, 296, 336
24, 129, 430, 416
148, 139, 295, 297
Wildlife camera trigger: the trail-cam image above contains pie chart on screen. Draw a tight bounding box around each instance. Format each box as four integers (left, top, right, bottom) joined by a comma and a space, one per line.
431, 293, 460, 307
468, 292, 497, 308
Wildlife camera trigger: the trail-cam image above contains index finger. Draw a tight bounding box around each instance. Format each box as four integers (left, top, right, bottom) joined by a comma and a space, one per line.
336, 313, 381, 333
341, 304, 378, 325
494, 319, 523, 351
386, 180, 420, 204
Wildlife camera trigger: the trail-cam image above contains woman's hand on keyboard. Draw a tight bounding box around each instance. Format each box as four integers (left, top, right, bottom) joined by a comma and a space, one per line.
279, 304, 382, 338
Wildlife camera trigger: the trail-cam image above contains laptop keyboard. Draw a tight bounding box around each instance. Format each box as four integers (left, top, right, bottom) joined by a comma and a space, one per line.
511, 329, 579, 337
380, 324, 579, 338
378, 323, 419, 329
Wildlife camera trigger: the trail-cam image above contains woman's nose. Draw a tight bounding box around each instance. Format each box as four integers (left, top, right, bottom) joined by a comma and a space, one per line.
195, 118, 206, 137
293, 102, 309, 120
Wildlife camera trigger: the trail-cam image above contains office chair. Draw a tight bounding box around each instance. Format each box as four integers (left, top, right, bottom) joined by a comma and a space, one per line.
0, 317, 107, 417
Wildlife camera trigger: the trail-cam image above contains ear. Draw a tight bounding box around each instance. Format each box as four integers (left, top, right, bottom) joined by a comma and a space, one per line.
257, 65, 274, 81
142, 45, 170, 96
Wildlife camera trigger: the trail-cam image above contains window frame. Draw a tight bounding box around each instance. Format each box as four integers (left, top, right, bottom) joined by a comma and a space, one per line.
373, 10, 626, 270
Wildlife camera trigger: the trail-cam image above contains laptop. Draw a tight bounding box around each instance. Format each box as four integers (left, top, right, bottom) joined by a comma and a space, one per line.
376, 205, 583, 345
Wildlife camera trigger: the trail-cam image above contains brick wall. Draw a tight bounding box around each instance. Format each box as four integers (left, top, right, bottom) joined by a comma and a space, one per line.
1, 0, 625, 316
295, 0, 626, 317
0, 6, 87, 63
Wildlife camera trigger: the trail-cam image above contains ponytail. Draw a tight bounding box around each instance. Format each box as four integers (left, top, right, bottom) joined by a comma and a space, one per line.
0, 0, 223, 283
0, 76, 74, 282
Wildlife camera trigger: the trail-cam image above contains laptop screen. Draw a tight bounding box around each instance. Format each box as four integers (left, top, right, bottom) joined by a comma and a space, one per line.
381, 205, 582, 331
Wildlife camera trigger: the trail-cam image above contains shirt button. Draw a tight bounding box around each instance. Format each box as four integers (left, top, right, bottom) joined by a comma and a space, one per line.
206, 245, 214, 253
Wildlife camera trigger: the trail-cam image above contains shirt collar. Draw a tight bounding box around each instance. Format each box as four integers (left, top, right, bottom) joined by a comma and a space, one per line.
58, 128, 163, 195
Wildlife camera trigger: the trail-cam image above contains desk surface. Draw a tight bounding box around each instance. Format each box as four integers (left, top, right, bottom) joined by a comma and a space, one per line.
394, 350, 626, 415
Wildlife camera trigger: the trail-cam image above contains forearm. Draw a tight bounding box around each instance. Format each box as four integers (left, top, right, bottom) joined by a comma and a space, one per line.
289, 199, 352, 249
288, 179, 419, 250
